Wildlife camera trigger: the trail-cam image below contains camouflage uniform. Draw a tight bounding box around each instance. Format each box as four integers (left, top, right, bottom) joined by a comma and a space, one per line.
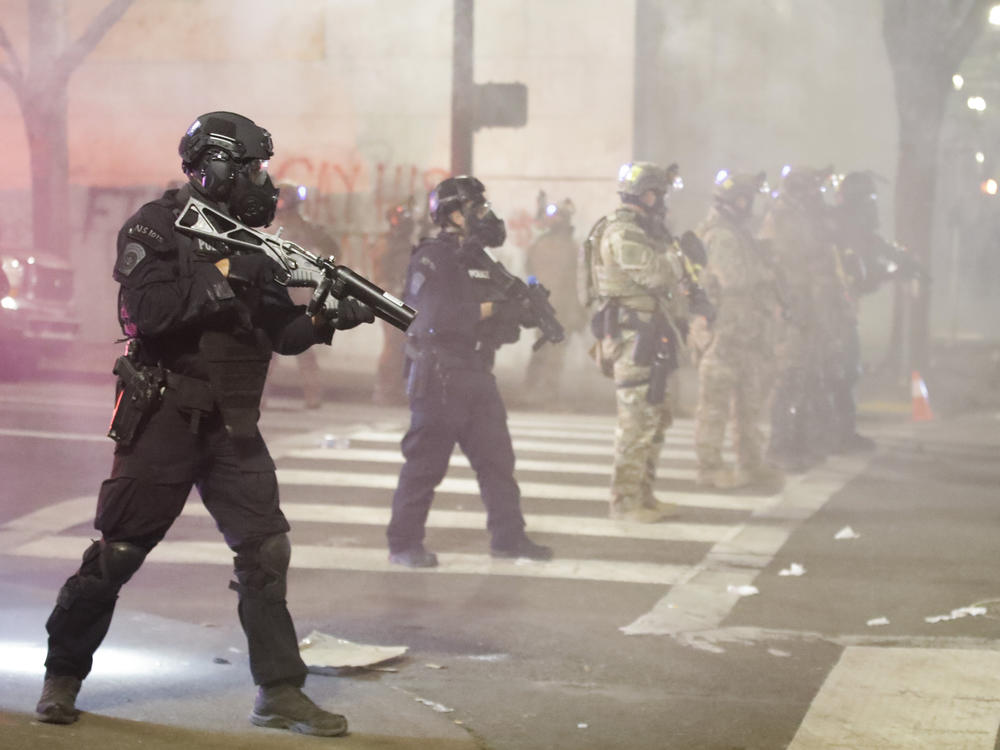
758, 169, 836, 471
694, 205, 776, 484
591, 205, 687, 520
523, 214, 587, 406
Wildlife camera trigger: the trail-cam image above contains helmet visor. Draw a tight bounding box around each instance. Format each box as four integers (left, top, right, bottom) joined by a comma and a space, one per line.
241, 158, 270, 187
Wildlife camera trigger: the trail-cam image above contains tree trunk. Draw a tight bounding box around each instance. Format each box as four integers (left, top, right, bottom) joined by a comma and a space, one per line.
23, 81, 70, 257
891, 67, 947, 373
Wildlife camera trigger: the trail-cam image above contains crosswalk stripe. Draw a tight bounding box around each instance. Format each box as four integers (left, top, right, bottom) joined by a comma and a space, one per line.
285, 447, 695, 481
11, 535, 689, 585
0, 427, 106, 443
503, 424, 697, 441
343, 430, 702, 460
275, 468, 773, 512
182, 502, 740, 543
787, 647, 1000, 749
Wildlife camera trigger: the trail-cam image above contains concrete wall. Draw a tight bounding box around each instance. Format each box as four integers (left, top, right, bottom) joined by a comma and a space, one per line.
0, 0, 924, 391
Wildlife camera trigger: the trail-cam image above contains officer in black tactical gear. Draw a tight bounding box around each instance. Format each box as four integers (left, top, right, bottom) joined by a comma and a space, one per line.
386, 176, 554, 568
35, 112, 372, 736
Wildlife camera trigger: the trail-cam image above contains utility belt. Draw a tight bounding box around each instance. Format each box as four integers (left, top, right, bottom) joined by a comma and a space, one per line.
403, 339, 490, 400
590, 299, 678, 405
108, 355, 218, 447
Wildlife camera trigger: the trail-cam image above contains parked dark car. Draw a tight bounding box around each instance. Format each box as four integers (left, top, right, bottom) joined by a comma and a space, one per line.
0, 251, 78, 379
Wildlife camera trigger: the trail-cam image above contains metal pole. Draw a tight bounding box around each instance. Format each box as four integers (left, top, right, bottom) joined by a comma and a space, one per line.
451, 0, 474, 175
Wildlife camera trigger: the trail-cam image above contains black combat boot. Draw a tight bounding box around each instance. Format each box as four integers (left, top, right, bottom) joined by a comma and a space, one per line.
490, 535, 553, 560
251, 682, 348, 736
35, 674, 82, 724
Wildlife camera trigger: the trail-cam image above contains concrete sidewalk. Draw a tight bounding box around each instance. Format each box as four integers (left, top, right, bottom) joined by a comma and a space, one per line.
0, 581, 479, 750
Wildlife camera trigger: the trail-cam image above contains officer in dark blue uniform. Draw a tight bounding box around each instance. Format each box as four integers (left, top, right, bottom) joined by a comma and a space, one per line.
386, 176, 554, 568
35, 112, 372, 736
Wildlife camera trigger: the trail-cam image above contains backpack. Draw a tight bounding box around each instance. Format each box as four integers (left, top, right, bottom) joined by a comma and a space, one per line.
576, 215, 609, 308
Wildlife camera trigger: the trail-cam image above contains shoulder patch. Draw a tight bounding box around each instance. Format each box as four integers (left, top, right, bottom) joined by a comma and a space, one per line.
127, 223, 166, 244
468, 269, 490, 279
117, 242, 147, 277
418, 255, 437, 272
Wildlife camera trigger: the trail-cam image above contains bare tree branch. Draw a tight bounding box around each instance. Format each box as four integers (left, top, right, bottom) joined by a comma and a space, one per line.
54, 0, 135, 77
945, 0, 993, 66
0, 24, 25, 90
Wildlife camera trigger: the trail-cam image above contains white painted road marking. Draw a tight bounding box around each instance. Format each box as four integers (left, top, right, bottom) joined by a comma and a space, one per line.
621, 455, 873, 636
346, 430, 703, 460
275, 467, 773, 512
11, 535, 689, 585
787, 647, 1000, 749
287, 446, 696, 481
181, 502, 746, 543
0, 427, 106, 443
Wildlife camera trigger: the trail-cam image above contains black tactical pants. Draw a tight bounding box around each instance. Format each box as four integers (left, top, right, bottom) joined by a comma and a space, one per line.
387, 366, 526, 554
44, 387, 307, 687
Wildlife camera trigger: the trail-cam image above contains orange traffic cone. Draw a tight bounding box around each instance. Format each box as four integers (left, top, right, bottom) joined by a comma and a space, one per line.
911, 371, 933, 422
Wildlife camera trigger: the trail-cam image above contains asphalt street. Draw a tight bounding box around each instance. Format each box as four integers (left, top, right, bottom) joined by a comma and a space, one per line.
1, 371, 999, 750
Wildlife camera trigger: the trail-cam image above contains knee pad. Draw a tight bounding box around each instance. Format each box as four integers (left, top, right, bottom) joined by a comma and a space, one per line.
57, 539, 148, 608
230, 533, 290, 602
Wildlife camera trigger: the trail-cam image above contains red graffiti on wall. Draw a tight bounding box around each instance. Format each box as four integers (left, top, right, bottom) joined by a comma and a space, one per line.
272, 157, 449, 228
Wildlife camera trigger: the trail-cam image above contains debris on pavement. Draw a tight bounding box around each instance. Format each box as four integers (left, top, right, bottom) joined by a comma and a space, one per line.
834, 526, 860, 540
414, 696, 454, 713
866, 617, 890, 627
778, 563, 806, 577
299, 630, 408, 671
726, 584, 759, 597
924, 605, 987, 623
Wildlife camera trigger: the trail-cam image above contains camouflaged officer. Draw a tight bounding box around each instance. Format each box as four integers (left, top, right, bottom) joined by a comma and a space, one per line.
586, 162, 688, 523
694, 171, 784, 491
758, 166, 835, 473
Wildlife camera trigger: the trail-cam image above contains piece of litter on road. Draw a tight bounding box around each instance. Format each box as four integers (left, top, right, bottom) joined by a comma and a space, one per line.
778, 563, 805, 577
924, 605, 987, 623
577, 723, 589, 729
866, 617, 890, 627
727, 584, 759, 597
298, 630, 407, 669
834, 526, 860, 540
767, 649, 791, 658
415, 697, 454, 713
425, 663, 446, 670
212, 657, 230, 665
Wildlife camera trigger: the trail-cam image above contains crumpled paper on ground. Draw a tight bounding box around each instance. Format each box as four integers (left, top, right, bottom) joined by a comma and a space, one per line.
299, 630, 408, 670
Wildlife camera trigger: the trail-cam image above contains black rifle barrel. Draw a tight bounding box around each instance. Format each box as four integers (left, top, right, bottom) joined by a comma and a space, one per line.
333, 265, 416, 332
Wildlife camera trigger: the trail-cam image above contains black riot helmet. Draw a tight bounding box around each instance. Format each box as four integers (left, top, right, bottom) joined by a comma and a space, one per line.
836, 171, 880, 230
428, 175, 507, 247
178, 111, 279, 227
778, 164, 832, 214
713, 169, 766, 220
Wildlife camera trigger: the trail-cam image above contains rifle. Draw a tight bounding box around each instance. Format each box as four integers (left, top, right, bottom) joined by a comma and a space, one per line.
876, 241, 929, 284
476, 247, 565, 351
673, 230, 715, 322
174, 197, 416, 331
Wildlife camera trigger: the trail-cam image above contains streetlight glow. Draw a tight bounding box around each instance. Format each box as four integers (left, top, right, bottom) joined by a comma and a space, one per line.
953, 74, 965, 90
976, 151, 986, 164
989, 4, 1000, 25
967, 96, 987, 112
983, 179, 998, 195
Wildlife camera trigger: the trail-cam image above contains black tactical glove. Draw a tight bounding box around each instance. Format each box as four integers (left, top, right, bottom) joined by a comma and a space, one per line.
314, 297, 376, 343
227, 254, 286, 287
332, 298, 375, 329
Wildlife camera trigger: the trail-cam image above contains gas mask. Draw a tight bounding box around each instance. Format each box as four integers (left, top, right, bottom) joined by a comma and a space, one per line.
228, 159, 278, 227
463, 200, 507, 248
